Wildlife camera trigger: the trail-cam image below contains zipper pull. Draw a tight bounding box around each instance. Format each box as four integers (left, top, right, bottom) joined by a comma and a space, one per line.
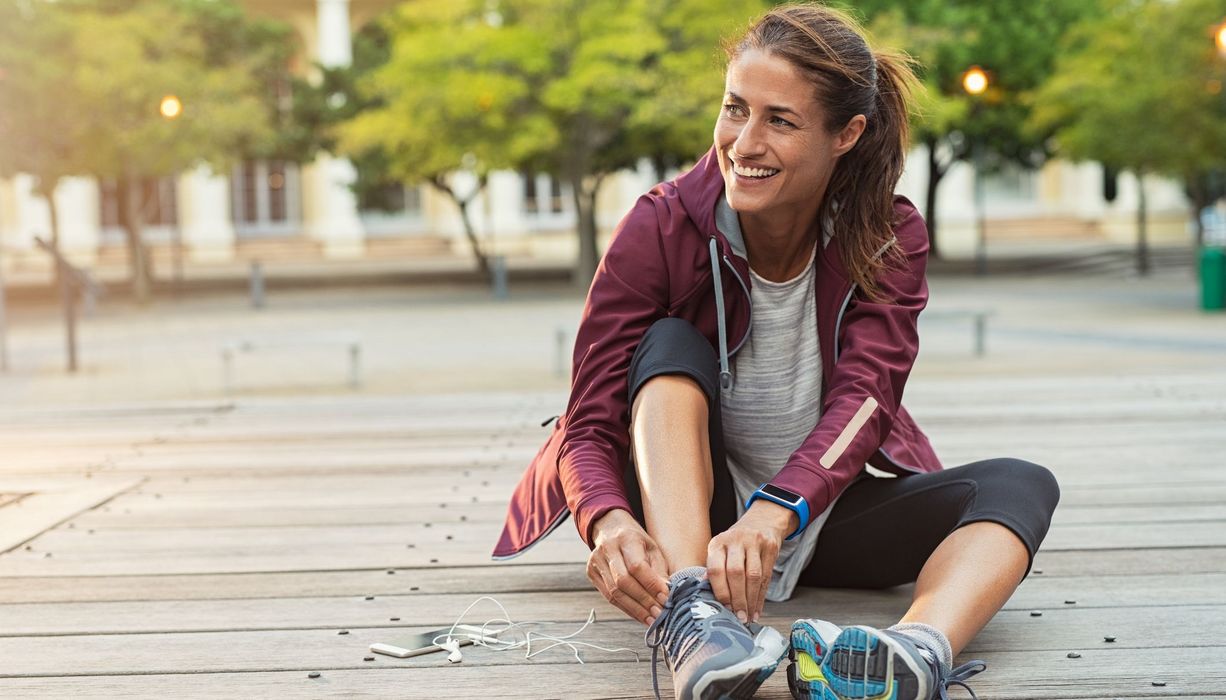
540, 415, 560, 428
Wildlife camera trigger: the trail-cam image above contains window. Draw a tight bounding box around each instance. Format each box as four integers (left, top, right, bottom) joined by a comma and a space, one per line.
231, 159, 301, 236
522, 172, 568, 216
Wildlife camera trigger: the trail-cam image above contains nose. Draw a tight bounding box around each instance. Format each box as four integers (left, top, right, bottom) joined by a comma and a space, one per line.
732, 118, 767, 159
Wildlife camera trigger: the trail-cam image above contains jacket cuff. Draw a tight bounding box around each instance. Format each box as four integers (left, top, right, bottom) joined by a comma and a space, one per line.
573, 492, 634, 550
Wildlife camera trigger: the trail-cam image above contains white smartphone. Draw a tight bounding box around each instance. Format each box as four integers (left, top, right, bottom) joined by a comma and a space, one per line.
369, 624, 503, 658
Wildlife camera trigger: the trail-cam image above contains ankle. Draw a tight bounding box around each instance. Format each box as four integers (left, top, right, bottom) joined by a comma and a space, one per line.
887, 622, 953, 669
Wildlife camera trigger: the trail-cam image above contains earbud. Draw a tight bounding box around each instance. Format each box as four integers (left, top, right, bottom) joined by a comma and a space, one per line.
440, 638, 463, 663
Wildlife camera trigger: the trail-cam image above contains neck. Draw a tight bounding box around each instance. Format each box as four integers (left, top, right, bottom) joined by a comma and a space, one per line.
739, 199, 823, 282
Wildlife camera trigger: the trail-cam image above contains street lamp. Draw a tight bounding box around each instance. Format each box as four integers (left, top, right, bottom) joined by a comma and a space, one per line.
961, 66, 990, 276
159, 94, 182, 120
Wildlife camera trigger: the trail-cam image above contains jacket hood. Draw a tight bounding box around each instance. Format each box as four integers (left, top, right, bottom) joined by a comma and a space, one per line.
673, 146, 726, 240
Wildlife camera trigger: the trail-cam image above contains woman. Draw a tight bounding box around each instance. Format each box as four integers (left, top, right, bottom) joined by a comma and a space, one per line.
494, 4, 1059, 700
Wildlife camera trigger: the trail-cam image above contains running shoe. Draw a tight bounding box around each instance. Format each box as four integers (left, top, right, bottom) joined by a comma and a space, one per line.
787, 618, 844, 700
645, 574, 788, 699
816, 624, 987, 700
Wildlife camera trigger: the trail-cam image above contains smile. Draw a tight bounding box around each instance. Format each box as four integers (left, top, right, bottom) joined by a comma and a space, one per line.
730, 159, 780, 179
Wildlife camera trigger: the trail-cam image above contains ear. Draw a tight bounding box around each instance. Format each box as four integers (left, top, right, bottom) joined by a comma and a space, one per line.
832, 115, 867, 157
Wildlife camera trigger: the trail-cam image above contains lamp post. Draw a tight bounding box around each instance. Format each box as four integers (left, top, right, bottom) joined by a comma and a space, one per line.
962, 66, 990, 276
160, 95, 185, 291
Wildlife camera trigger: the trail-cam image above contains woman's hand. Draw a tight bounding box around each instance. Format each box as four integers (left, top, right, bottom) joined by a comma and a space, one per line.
707, 500, 797, 624
586, 509, 671, 626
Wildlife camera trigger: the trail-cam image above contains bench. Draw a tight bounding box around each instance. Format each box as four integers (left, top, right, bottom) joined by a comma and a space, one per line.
922, 308, 994, 357
553, 307, 993, 377
221, 334, 362, 393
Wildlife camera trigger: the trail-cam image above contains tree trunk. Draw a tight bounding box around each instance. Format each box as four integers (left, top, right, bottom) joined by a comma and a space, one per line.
570, 173, 603, 288
1136, 171, 1149, 277
119, 174, 152, 303
35, 178, 62, 289
428, 176, 490, 277
924, 137, 945, 259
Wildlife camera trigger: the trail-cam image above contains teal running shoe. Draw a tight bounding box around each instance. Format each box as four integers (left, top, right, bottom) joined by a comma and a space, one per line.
787, 618, 844, 700
645, 575, 787, 699
816, 625, 987, 700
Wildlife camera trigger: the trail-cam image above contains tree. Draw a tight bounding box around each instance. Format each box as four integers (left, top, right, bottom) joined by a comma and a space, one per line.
1031, 0, 1226, 273
1, 0, 300, 302
854, 0, 1101, 257
341, 0, 765, 285
0, 1, 89, 280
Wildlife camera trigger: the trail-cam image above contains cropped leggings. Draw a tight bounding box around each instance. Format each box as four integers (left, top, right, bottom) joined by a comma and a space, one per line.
621, 317, 1060, 589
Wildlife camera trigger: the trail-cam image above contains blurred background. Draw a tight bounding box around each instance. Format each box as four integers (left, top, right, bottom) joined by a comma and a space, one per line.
0, 0, 1224, 403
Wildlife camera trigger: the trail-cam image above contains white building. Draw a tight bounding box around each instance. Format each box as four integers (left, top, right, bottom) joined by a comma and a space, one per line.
0, 0, 1196, 283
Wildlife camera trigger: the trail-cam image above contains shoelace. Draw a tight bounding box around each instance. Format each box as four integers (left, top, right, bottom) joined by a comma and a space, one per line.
644, 577, 707, 700
918, 644, 987, 700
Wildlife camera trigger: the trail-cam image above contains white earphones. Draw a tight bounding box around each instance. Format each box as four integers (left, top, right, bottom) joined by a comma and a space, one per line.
439, 638, 464, 663
430, 595, 641, 665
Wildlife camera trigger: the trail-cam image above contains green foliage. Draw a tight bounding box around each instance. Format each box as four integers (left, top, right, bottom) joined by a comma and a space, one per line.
1031, 0, 1226, 180
854, 0, 1103, 168
338, 0, 767, 279
0, 1, 86, 193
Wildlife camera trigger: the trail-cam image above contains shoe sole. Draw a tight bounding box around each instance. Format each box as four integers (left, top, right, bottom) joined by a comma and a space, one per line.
691, 625, 788, 700
787, 620, 841, 700
820, 626, 928, 700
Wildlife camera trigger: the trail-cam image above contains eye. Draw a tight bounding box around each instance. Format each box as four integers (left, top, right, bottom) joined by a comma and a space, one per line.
723, 103, 745, 117
770, 115, 795, 128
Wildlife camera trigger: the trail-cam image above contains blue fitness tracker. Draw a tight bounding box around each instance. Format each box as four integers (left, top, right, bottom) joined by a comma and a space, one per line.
745, 483, 810, 541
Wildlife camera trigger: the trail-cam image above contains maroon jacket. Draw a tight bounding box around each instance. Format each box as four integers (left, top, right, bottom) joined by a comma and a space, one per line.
493, 147, 942, 560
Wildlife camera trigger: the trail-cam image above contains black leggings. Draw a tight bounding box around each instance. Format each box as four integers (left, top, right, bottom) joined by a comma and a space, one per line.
622, 317, 1060, 588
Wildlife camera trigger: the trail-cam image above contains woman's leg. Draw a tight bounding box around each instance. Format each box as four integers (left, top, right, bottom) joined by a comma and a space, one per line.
798, 458, 1060, 655
898, 520, 1029, 655
630, 374, 714, 573
622, 317, 739, 575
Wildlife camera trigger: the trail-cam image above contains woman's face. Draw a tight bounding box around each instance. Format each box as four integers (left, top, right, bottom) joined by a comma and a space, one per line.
715, 49, 864, 218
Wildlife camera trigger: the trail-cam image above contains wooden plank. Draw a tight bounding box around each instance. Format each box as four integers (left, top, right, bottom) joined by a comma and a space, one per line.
0, 608, 1222, 678
0, 477, 143, 554
3, 572, 1224, 637
0, 655, 1221, 700
2, 547, 1223, 605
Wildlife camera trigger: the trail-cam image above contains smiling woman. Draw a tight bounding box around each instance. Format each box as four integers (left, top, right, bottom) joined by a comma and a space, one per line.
495, 4, 1060, 700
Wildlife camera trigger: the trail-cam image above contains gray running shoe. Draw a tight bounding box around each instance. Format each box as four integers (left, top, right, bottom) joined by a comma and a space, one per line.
820, 625, 987, 700
645, 574, 787, 699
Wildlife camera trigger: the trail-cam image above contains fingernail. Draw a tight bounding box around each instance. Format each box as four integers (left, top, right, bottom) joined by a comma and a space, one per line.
737, 611, 747, 623
650, 605, 662, 617
657, 593, 668, 605
646, 617, 655, 626
752, 613, 760, 623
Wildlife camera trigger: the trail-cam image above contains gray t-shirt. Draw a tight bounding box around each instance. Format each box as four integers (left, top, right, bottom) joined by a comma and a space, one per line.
715, 198, 843, 602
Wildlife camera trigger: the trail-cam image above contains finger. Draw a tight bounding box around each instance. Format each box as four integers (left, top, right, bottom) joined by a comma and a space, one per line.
745, 545, 766, 623
610, 550, 663, 622
642, 544, 672, 606
706, 541, 732, 609
590, 554, 644, 623
753, 547, 773, 623
724, 544, 749, 623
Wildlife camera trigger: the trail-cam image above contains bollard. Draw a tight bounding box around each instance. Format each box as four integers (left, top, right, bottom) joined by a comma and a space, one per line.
250, 260, 265, 309
490, 255, 508, 300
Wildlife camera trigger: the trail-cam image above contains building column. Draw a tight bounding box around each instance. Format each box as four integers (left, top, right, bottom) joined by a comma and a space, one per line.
302, 0, 365, 258
177, 165, 236, 263
52, 177, 101, 265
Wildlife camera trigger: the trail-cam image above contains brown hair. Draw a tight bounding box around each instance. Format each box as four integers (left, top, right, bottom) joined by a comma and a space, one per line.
726, 3, 918, 301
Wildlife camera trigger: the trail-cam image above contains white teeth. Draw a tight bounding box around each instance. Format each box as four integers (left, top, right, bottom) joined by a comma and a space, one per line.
732, 163, 779, 178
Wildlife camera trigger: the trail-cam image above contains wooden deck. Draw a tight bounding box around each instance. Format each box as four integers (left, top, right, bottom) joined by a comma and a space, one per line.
1, 373, 1224, 698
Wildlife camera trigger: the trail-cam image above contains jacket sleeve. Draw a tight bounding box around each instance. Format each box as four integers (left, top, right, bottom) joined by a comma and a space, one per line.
559, 196, 671, 549
770, 202, 930, 520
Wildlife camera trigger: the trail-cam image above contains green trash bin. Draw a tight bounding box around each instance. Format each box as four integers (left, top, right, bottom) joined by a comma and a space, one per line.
1202, 247, 1226, 311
